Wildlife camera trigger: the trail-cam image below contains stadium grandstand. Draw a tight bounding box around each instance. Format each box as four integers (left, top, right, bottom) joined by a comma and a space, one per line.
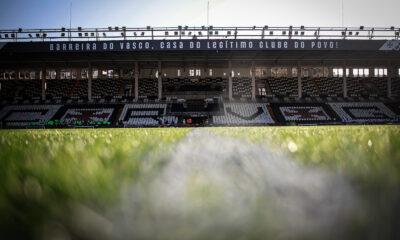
0, 25, 399, 128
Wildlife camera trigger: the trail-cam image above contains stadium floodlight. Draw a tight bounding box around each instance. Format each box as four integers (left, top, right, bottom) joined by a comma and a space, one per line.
18, 28, 22, 33
269, 31, 273, 35
178, 25, 182, 30
184, 26, 188, 30
134, 32, 137, 36
341, 31, 346, 36
355, 32, 359, 36
390, 26, 395, 30
253, 26, 256, 30
103, 32, 106, 37
108, 27, 112, 31
209, 25, 213, 30
209, 31, 213, 35
215, 31, 218, 35
300, 25, 304, 30
301, 31, 305, 35
165, 31, 169, 36
264, 25, 268, 29
201, 26, 205, 30
174, 31, 178, 36
61, 33, 65, 37
147, 26, 151, 30
349, 32, 353, 35
181, 31, 185, 36
295, 31, 298, 35
85, 33, 88, 37
78, 33, 82, 37
78, 27, 82, 31
11, 34, 15, 38
198, 32, 202, 36
36, 33, 40, 38
61, 27, 66, 32
227, 31, 231, 35
396, 32, 400, 36
121, 33, 124, 36
42, 33, 46, 38
91, 32, 95, 37
122, 26, 126, 31
115, 27, 119, 31
282, 31, 286, 35
29, 34, 32, 38
141, 32, 144, 36
188, 32, 192, 35
360, 26, 364, 30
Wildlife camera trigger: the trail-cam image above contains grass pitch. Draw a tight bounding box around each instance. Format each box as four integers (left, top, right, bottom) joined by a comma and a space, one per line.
0, 126, 399, 239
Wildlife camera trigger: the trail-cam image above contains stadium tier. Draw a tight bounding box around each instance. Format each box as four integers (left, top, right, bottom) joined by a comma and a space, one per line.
0, 26, 399, 127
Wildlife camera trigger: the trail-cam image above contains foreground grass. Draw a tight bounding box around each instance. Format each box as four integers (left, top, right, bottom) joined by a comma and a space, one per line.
0, 128, 190, 239
1, 126, 400, 239
211, 125, 400, 239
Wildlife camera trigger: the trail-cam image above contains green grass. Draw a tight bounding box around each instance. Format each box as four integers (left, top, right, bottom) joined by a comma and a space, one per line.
1, 126, 400, 239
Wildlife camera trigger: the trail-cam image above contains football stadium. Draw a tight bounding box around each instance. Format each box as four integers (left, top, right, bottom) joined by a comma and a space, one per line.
0, 0, 400, 239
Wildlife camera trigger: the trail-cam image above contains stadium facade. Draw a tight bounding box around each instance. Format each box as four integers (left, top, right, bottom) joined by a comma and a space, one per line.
0, 26, 399, 128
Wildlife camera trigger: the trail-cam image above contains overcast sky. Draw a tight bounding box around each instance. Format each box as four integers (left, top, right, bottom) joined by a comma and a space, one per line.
0, 0, 399, 29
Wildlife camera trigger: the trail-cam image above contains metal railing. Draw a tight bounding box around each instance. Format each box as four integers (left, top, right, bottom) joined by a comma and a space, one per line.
0, 26, 399, 42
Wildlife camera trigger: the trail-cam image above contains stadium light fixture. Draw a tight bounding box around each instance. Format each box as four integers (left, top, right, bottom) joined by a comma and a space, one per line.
18, 28, 22, 33
178, 25, 182, 30
29, 34, 32, 38
134, 32, 137, 36
301, 31, 305, 36
184, 26, 188, 30
215, 31, 218, 35
282, 31, 286, 35
78, 33, 82, 37
141, 32, 144, 36
300, 25, 304, 30
227, 31, 231, 35
42, 33, 46, 38
188, 32, 192, 35
349, 31, 353, 35
295, 31, 298, 35
10, 33, 15, 38
198, 32, 202, 36
61, 27, 66, 32
355, 32, 359, 36
360, 26, 364, 30
121, 33, 124, 36
396, 32, 400, 36
147, 26, 151, 30
165, 31, 169, 36
103, 32, 106, 37
108, 27, 112, 31
85, 32, 88, 37
174, 31, 178, 36
269, 31, 273, 35
209, 25, 213, 30
91, 32, 95, 37
264, 25, 268, 29
341, 31, 346, 36
390, 26, 395, 30
78, 27, 82, 31
253, 26, 256, 30
209, 31, 213, 35
61, 33, 65, 37
36, 33, 40, 38
115, 27, 119, 31
201, 26, 205, 30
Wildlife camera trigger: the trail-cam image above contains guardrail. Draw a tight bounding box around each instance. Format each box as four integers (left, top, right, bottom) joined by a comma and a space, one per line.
0, 26, 399, 42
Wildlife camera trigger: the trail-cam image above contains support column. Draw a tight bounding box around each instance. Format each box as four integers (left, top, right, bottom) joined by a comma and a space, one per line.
88, 64, 92, 101
387, 67, 393, 98
158, 61, 162, 100
251, 61, 256, 100
135, 62, 139, 101
343, 65, 348, 98
41, 66, 46, 100
228, 60, 233, 100
297, 64, 302, 99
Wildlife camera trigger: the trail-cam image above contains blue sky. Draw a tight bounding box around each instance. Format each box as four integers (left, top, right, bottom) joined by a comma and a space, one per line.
0, 0, 399, 29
